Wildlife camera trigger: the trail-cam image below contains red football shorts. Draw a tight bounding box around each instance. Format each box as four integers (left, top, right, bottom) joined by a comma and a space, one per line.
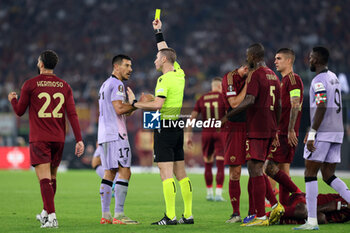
30, 142, 65, 167
246, 138, 273, 162
223, 122, 247, 165
268, 135, 296, 163
201, 130, 224, 158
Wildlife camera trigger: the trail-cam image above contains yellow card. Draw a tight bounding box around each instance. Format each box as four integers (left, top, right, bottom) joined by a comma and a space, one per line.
155, 9, 161, 20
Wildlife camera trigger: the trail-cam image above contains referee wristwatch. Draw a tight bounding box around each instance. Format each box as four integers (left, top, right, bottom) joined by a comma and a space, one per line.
131, 99, 138, 108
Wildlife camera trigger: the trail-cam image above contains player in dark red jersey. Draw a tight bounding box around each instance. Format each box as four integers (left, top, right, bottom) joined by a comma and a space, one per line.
278, 192, 350, 225
223, 43, 283, 226
8, 50, 84, 228
221, 64, 249, 223
265, 48, 303, 205
187, 77, 226, 201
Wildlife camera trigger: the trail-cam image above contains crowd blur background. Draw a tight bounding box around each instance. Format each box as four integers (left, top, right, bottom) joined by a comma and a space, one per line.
0, 0, 349, 169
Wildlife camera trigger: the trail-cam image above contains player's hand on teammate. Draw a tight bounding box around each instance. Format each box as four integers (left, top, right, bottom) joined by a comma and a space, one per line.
288, 129, 298, 147
127, 87, 136, 104
8, 92, 18, 102
75, 141, 84, 157
153, 19, 162, 30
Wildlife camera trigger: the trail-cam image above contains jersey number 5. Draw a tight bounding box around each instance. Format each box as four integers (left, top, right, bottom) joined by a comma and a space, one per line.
270, 86, 275, 111
38, 92, 65, 118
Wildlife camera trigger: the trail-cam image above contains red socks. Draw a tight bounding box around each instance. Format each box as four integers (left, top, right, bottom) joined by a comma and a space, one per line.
263, 174, 278, 207
216, 160, 225, 187
229, 180, 240, 215
251, 176, 266, 217
273, 170, 301, 205
204, 162, 213, 188
51, 179, 57, 196
248, 178, 255, 215
40, 178, 55, 214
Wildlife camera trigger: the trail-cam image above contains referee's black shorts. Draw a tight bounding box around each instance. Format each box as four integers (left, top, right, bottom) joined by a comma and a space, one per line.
153, 122, 184, 162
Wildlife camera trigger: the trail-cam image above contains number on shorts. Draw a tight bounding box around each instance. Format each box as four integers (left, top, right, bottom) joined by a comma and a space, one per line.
118, 147, 130, 158
38, 92, 65, 118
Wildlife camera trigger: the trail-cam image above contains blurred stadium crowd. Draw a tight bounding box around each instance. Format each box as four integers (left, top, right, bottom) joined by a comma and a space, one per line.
0, 0, 349, 168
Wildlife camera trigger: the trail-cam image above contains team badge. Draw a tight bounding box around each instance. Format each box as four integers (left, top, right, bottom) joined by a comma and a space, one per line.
230, 156, 236, 162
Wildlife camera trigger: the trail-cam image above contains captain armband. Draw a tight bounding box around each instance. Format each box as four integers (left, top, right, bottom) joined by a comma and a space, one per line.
290, 89, 301, 97
315, 92, 327, 105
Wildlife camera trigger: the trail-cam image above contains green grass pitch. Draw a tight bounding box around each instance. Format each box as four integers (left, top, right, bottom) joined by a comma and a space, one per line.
0, 170, 349, 232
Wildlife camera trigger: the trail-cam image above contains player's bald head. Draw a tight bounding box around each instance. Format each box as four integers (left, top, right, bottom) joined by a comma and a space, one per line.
159, 48, 177, 64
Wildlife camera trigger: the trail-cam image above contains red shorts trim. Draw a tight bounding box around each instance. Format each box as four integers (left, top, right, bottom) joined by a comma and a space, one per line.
29, 142, 64, 167
223, 122, 247, 165
201, 131, 224, 157
267, 135, 296, 163
246, 138, 273, 161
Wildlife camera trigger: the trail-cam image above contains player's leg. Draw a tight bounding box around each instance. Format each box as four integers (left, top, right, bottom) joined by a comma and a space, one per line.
31, 142, 58, 228
49, 142, 64, 198
293, 160, 322, 230
321, 143, 350, 203
100, 168, 116, 224
35, 163, 56, 227
113, 166, 138, 224
92, 156, 105, 179
243, 159, 269, 226
265, 160, 301, 205
202, 132, 214, 200
294, 141, 332, 230
215, 156, 225, 201
99, 142, 118, 224
278, 162, 290, 205
110, 138, 138, 224
226, 165, 242, 223
213, 131, 225, 201
203, 154, 214, 200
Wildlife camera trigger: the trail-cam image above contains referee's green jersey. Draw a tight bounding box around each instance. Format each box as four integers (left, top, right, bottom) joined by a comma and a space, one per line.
154, 61, 185, 120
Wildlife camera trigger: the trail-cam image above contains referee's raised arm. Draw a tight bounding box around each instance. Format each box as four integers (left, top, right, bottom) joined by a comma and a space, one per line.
153, 19, 168, 50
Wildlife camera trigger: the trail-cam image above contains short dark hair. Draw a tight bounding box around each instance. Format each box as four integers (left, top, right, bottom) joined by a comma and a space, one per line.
212, 77, 222, 83
276, 48, 295, 63
112, 54, 132, 66
40, 50, 59, 69
248, 43, 265, 59
159, 48, 177, 64
312, 46, 329, 65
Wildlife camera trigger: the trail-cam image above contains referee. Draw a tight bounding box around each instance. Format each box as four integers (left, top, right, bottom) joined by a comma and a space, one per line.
127, 19, 193, 225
